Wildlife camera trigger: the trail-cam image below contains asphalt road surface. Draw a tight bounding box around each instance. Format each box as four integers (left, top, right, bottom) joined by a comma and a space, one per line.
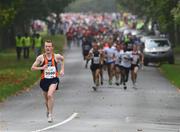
0, 45, 180, 132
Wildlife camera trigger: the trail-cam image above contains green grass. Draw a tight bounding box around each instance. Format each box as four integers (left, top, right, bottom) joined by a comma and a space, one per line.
0, 35, 65, 102
160, 45, 180, 89
160, 61, 180, 89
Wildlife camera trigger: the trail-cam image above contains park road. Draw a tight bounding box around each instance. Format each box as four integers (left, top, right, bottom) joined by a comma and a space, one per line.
0, 45, 180, 132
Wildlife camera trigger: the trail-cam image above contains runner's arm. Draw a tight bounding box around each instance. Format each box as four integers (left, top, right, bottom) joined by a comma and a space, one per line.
31, 55, 46, 71
56, 54, 64, 76
139, 51, 144, 64
86, 49, 93, 60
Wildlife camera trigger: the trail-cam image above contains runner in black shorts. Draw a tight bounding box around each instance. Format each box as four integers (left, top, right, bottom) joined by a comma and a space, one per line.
31, 40, 64, 123
87, 41, 103, 91
40, 77, 59, 92
130, 45, 144, 87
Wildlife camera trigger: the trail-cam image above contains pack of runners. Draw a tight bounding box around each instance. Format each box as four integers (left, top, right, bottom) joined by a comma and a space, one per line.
85, 35, 144, 91
61, 13, 145, 91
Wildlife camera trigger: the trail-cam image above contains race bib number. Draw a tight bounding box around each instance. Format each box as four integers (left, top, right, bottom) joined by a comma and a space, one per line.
132, 55, 139, 64
93, 57, 100, 64
44, 66, 56, 79
84, 45, 90, 50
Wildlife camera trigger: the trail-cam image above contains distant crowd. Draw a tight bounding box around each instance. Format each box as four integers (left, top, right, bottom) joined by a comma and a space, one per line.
61, 12, 145, 90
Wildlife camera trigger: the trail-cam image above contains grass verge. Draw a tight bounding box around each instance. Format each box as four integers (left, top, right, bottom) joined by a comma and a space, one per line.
0, 34, 65, 102
160, 45, 180, 89
160, 61, 180, 89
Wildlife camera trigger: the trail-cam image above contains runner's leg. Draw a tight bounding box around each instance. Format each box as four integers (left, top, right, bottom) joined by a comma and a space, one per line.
110, 63, 115, 84
100, 65, 103, 85
115, 66, 120, 85
43, 92, 48, 116
47, 84, 57, 115
125, 68, 129, 83
131, 67, 135, 84
121, 67, 127, 89
95, 69, 100, 87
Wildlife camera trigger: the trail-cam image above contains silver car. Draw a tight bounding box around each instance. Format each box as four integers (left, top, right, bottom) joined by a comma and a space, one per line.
142, 36, 175, 66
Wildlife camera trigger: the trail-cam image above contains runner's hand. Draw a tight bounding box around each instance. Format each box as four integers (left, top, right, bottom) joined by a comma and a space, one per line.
140, 63, 144, 70
60, 70, 64, 77
42, 64, 48, 70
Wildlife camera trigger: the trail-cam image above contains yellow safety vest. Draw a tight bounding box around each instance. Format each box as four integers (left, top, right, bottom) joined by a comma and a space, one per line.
24, 37, 31, 47
15, 36, 23, 47
34, 37, 42, 48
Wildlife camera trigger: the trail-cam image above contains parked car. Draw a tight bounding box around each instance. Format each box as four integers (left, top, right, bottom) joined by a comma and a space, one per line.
142, 36, 175, 66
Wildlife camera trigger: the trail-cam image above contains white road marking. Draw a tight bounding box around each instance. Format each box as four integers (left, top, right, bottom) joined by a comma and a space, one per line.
32, 112, 78, 132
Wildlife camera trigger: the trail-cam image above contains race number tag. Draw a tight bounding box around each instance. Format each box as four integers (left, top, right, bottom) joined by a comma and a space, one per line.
84, 45, 90, 50
44, 66, 56, 79
93, 57, 100, 64
132, 55, 139, 64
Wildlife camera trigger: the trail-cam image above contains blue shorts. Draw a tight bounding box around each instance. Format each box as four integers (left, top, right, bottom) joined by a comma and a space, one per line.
106, 61, 115, 65
40, 77, 59, 92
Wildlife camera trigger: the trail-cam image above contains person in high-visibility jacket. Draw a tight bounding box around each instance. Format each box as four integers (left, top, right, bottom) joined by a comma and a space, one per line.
15, 34, 23, 60
23, 33, 32, 59
34, 33, 43, 57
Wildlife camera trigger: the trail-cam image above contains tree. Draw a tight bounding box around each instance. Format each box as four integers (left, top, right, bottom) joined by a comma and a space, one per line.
116, 0, 180, 45
171, 1, 180, 45
172, 1, 180, 25
0, 0, 23, 27
47, 0, 74, 14
0, 0, 23, 49
0, 0, 74, 50
65, 0, 117, 13
13, 0, 74, 33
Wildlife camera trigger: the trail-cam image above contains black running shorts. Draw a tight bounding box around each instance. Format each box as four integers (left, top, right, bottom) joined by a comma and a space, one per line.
131, 64, 139, 70
40, 77, 59, 92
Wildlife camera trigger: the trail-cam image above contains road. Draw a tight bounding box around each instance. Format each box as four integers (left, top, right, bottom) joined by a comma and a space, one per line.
0, 45, 180, 132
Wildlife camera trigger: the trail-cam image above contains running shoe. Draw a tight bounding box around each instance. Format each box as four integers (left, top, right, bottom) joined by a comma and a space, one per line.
133, 82, 137, 88
124, 84, 127, 90
132, 80, 137, 88
92, 86, 97, 91
115, 82, 119, 86
109, 80, 112, 85
101, 81, 103, 85
48, 114, 53, 123
101, 78, 103, 85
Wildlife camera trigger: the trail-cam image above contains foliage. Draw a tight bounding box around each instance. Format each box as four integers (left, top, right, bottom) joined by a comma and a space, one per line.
65, 0, 117, 12
0, 0, 73, 50
116, 0, 178, 32
116, 0, 180, 46
0, 0, 23, 27
47, 0, 74, 14
171, 1, 180, 25
0, 0, 74, 29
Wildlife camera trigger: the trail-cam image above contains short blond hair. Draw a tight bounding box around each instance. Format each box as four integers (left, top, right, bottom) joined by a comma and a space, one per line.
44, 40, 53, 46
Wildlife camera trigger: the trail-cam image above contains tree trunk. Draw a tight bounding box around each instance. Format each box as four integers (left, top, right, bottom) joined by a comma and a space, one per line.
176, 25, 180, 46
0, 26, 15, 50
0, 29, 3, 51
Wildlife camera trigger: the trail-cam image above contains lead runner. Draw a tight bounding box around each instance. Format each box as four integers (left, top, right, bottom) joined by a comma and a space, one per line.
31, 40, 64, 123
